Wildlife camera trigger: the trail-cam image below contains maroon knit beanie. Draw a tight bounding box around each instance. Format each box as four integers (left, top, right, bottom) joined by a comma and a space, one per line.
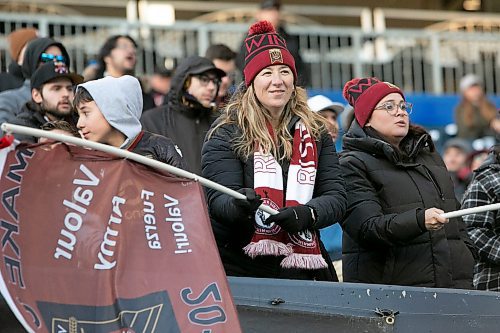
243, 20, 297, 87
343, 77, 405, 127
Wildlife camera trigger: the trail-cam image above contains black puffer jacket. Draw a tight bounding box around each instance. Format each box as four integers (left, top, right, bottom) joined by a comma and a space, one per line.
201, 115, 346, 280
340, 121, 476, 288
131, 131, 185, 169
141, 57, 219, 174
11, 102, 47, 143
11, 102, 78, 143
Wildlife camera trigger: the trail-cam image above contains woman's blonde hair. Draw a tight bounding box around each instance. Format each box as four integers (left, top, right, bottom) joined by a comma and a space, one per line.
209, 83, 326, 160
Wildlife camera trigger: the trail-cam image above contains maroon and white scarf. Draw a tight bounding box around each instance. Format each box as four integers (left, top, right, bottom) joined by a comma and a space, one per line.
243, 121, 328, 270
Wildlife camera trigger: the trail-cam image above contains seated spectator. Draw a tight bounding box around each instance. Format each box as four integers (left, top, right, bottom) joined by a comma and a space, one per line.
442, 138, 473, 201
12, 61, 83, 143
455, 74, 498, 141
462, 145, 500, 291
39, 120, 80, 143
74, 75, 184, 167
307, 94, 344, 142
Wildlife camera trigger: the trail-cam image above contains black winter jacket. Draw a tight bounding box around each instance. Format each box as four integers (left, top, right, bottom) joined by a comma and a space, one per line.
340, 121, 476, 288
201, 116, 347, 280
11, 102, 47, 143
12, 102, 77, 143
141, 59, 218, 175
130, 131, 185, 169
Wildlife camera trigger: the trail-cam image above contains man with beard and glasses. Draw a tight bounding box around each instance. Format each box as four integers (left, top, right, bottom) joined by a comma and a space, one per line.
11, 61, 83, 143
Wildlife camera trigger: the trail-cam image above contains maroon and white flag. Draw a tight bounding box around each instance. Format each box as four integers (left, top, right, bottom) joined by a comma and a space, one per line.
0, 141, 241, 333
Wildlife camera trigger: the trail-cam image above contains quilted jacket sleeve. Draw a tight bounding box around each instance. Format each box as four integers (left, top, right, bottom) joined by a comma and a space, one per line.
201, 123, 253, 226
339, 152, 427, 248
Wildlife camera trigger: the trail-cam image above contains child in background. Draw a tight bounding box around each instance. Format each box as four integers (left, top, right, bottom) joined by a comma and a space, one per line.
74, 75, 184, 168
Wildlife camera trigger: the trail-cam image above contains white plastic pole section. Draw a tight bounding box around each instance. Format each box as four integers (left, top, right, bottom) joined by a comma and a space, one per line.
0, 123, 279, 215
441, 203, 500, 219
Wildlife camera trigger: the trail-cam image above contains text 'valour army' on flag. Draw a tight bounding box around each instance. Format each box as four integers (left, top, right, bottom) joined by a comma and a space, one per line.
0, 140, 241, 333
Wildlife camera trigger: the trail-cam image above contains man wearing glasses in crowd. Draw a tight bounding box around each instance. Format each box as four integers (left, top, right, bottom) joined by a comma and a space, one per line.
0, 37, 71, 128
141, 55, 225, 174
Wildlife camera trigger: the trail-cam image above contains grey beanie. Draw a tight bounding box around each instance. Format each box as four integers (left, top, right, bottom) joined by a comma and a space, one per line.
77, 75, 142, 141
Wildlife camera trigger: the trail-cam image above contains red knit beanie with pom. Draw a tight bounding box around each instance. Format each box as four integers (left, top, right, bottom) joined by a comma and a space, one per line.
243, 20, 297, 87
343, 77, 404, 127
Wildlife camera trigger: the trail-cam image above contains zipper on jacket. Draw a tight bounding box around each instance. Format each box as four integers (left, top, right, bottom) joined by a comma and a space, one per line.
422, 166, 445, 201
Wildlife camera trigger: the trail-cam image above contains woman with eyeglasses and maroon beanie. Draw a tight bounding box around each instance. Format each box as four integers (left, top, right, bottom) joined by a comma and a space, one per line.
339, 77, 477, 288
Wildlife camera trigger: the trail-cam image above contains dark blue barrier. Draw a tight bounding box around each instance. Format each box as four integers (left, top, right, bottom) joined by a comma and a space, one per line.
308, 89, 500, 127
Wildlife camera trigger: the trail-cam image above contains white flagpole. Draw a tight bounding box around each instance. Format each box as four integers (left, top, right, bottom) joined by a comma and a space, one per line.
1, 123, 279, 215
441, 203, 500, 219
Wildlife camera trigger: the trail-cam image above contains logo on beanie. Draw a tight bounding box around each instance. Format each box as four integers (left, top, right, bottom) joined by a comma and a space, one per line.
384, 82, 400, 90
269, 48, 283, 64
54, 61, 69, 74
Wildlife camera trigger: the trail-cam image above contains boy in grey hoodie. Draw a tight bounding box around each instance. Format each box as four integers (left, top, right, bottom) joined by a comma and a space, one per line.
74, 75, 184, 168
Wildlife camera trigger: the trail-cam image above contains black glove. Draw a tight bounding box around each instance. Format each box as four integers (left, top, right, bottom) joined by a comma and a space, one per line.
265, 205, 315, 234
232, 188, 263, 215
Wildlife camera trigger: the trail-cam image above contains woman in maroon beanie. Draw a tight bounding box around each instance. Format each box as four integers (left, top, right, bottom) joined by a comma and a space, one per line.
201, 21, 346, 280
339, 77, 477, 288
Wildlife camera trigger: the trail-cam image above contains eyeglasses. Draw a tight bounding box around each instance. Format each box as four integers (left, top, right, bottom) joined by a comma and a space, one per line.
40, 53, 66, 64
194, 75, 221, 87
374, 100, 413, 116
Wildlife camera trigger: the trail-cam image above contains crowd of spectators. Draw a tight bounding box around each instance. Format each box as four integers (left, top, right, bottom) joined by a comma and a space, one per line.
0, 0, 498, 295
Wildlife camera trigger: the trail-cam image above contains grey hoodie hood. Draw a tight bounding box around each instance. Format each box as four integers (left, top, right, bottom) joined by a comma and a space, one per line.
77, 75, 142, 142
